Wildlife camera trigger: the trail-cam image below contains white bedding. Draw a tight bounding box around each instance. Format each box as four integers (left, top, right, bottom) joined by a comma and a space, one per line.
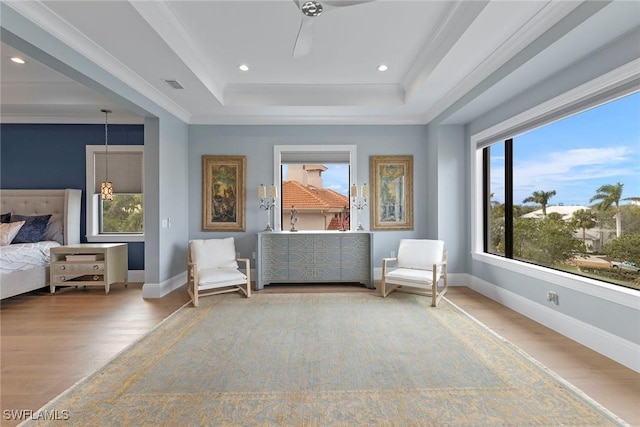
0, 241, 61, 275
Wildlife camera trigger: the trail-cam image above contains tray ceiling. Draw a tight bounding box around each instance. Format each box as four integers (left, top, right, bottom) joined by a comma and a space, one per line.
1, 1, 638, 124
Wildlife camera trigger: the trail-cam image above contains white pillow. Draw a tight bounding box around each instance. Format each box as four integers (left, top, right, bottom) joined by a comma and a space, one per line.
41, 214, 64, 244
0, 221, 25, 246
190, 238, 239, 270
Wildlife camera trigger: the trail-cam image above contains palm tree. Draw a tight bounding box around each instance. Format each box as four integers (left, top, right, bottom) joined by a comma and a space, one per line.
522, 190, 557, 216
573, 209, 597, 242
590, 182, 623, 237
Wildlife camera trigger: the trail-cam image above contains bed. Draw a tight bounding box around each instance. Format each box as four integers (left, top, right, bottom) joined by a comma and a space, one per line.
0, 189, 82, 299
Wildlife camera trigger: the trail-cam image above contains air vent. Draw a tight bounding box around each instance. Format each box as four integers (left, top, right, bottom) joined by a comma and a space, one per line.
164, 79, 184, 90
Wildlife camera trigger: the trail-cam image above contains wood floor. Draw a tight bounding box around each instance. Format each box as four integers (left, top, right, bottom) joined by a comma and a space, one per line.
1, 283, 638, 426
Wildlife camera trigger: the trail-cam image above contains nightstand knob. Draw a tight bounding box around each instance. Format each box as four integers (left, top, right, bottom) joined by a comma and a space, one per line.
93, 275, 100, 281
59, 265, 66, 271
93, 264, 100, 270
59, 276, 66, 281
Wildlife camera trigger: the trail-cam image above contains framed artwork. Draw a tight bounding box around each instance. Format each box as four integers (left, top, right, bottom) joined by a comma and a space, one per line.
202, 155, 246, 231
369, 155, 413, 230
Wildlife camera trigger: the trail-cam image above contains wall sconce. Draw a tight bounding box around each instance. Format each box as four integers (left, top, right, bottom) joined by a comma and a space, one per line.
350, 183, 368, 231
259, 184, 278, 231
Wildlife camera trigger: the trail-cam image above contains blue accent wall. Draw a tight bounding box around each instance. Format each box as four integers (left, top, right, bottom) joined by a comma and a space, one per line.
0, 123, 145, 270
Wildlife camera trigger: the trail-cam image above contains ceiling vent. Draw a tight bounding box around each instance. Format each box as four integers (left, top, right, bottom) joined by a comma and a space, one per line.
164, 79, 184, 90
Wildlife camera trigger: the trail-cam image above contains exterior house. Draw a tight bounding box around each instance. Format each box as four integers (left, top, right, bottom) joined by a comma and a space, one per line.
0, 1, 638, 374
282, 181, 350, 231
520, 205, 590, 221
282, 165, 350, 231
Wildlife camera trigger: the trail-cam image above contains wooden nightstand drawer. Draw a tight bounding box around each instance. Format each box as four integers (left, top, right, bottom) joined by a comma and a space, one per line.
53, 274, 104, 283
54, 263, 105, 273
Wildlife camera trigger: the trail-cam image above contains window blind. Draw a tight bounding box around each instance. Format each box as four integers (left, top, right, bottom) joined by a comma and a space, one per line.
280, 151, 350, 164
94, 152, 143, 193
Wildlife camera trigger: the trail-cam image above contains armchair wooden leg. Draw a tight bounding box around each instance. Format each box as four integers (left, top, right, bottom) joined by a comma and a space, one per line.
193, 286, 199, 307
431, 281, 437, 307
189, 280, 198, 307
246, 270, 251, 298
187, 261, 199, 307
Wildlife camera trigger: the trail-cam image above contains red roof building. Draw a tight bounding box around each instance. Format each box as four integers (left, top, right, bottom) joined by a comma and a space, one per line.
282, 180, 350, 231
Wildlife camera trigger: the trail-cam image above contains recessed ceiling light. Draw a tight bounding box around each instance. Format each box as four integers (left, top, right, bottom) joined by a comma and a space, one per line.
238, 64, 250, 72
10, 57, 25, 64
377, 64, 388, 72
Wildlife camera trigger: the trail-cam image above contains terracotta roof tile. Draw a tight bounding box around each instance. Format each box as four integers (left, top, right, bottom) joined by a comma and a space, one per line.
327, 214, 351, 231
283, 181, 349, 210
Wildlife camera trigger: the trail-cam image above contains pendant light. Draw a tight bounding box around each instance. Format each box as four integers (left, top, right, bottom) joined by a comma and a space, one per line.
100, 109, 113, 201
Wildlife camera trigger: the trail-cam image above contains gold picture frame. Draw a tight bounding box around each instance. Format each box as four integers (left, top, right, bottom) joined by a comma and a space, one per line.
202, 155, 246, 231
370, 155, 413, 230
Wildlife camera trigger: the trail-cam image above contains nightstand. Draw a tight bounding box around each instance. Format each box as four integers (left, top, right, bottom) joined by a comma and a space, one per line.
50, 243, 128, 294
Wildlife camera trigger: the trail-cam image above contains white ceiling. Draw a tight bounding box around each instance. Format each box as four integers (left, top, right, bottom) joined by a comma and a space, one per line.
1, 0, 638, 125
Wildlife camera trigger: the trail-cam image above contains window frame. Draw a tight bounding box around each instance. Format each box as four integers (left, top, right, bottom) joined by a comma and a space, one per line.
470, 60, 640, 306
86, 145, 145, 242
273, 145, 357, 232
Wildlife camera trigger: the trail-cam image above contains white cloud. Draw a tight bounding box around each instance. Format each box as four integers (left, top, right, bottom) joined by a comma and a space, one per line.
490, 145, 639, 205
514, 146, 636, 185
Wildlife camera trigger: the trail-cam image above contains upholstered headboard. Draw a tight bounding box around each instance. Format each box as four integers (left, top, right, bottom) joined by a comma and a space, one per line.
0, 189, 82, 244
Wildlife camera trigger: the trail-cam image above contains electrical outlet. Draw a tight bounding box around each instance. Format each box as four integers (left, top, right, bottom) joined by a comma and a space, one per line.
252, 252, 256, 260
546, 291, 559, 305
391, 251, 396, 257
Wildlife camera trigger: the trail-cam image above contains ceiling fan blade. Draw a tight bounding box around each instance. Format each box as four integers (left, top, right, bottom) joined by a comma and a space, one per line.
293, 17, 315, 58
322, 0, 374, 10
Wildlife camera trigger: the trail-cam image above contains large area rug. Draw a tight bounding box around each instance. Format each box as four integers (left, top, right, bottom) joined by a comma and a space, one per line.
27, 292, 625, 426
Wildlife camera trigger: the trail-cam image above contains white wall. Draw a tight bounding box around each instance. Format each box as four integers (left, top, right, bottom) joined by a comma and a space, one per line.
436, 125, 468, 274
138, 94, 190, 297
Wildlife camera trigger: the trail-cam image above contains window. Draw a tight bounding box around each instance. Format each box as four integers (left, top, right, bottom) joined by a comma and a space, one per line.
281, 163, 350, 231
86, 145, 144, 242
273, 145, 357, 231
481, 91, 639, 290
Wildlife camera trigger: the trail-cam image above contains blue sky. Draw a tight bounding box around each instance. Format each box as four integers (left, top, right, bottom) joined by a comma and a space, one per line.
320, 164, 350, 195
492, 91, 640, 206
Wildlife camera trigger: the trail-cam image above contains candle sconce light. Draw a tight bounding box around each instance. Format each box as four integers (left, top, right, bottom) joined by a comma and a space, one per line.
259, 184, 278, 231
350, 183, 368, 231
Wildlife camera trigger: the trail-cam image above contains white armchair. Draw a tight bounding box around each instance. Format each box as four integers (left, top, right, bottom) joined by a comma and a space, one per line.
380, 239, 448, 307
187, 237, 251, 307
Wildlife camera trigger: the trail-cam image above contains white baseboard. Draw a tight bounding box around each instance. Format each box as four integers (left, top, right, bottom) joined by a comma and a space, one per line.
467, 275, 640, 373
142, 271, 187, 299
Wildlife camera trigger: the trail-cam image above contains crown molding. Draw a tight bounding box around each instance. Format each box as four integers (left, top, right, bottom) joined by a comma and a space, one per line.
187, 113, 426, 126
224, 84, 405, 107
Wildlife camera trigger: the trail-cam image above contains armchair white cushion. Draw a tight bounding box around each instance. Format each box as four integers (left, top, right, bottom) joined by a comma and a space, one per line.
381, 239, 448, 307
187, 237, 251, 307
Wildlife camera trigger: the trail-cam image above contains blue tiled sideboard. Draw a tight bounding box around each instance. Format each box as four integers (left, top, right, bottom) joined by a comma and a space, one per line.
256, 231, 374, 290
